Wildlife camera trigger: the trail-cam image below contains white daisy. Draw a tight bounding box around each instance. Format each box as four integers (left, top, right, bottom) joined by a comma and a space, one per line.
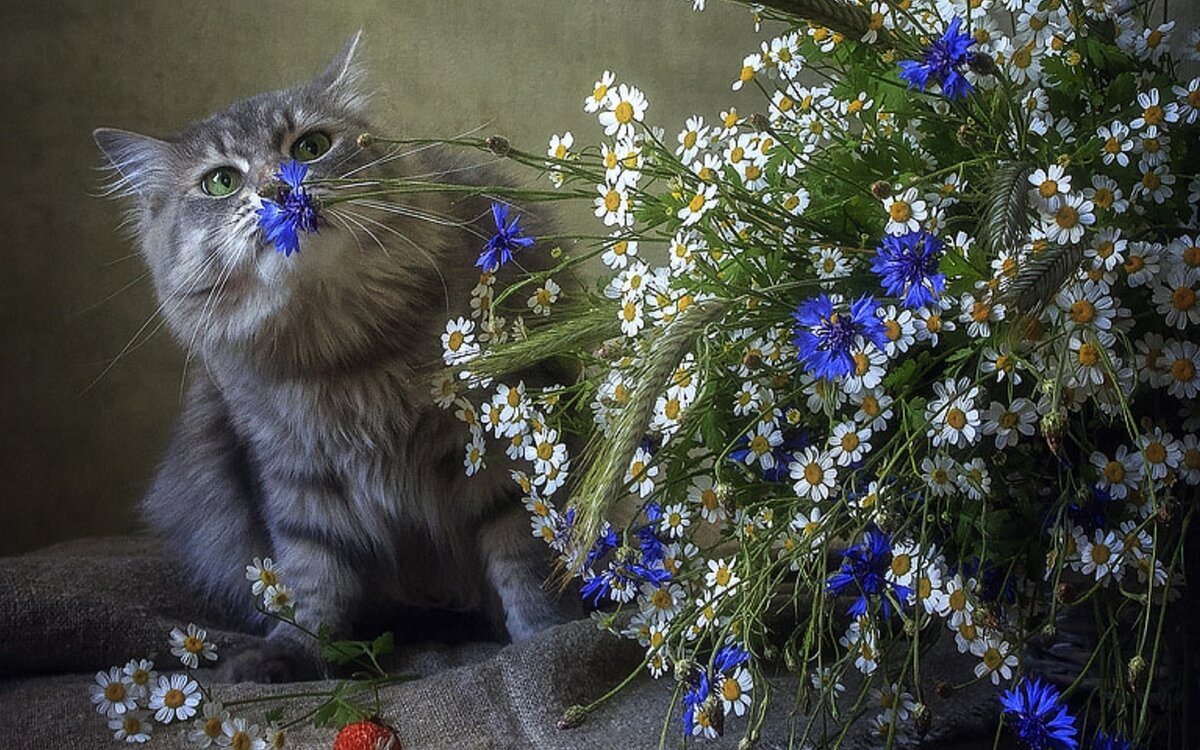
441, 317, 479, 367
1097, 121, 1133, 166
923, 454, 958, 496
109, 709, 153, 744
972, 638, 1018, 685
1162, 339, 1200, 399
597, 83, 647, 139
926, 377, 981, 449
583, 70, 616, 113
1028, 164, 1071, 208
882, 187, 927, 236
1079, 528, 1124, 581
120, 659, 157, 702
790, 446, 837, 501
91, 666, 137, 717
717, 667, 754, 717
220, 717, 267, 750
705, 557, 740, 595
149, 672, 201, 723
1138, 427, 1183, 480
625, 446, 658, 498
1152, 267, 1200, 329
169, 624, 217, 669
261, 583, 296, 613
244, 557, 281, 597
1041, 193, 1094, 244
188, 701, 230, 748
828, 421, 872, 466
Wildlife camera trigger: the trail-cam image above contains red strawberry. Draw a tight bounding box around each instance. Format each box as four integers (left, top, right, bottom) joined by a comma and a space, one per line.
333, 719, 401, 750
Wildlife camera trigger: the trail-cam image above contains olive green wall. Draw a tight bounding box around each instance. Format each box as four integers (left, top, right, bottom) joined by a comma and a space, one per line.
0, 1, 771, 554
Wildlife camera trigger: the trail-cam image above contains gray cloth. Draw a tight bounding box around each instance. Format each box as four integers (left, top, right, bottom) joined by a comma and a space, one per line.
0, 537, 997, 749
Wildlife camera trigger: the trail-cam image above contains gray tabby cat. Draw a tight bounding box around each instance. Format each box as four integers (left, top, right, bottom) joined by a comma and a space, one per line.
94, 33, 573, 681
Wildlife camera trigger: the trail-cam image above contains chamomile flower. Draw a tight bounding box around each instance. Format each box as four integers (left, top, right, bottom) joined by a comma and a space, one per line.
91, 667, 137, 717
220, 718, 267, 750
1028, 164, 1071, 208
1091, 445, 1144, 500
1123, 241, 1162, 287
828, 421, 872, 466
677, 183, 718, 227
527, 278, 560, 316
1041, 193, 1094, 244
189, 702, 229, 748
114, 659, 155, 704
926, 377, 981, 449
980, 346, 1022, 384
923, 454, 958, 496
584, 70, 616, 113
790, 446, 837, 501
626, 446, 658, 498
441, 317, 479, 367
853, 388, 894, 432
705, 557, 740, 595
1138, 427, 1183, 480
1131, 88, 1179, 130
597, 84, 647, 140
1152, 267, 1200, 328
688, 475, 727, 525
877, 305, 917, 356
169, 624, 217, 669
882, 187, 928, 236
1176, 434, 1200, 485
1162, 339, 1200, 399
958, 292, 1005, 338
244, 557, 281, 597
1079, 528, 1124, 580
978, 399, 1034, 449
675, 116, 710, 162
973, 637, 1018, 685
262, 583, 296, 613
1086, 174, 1128, 214
149, 673, 201, 723
1133, 21, 1174, 63
109, 710, 153, 744
915, 299, 957, 347
1132, 163, 1176, 204
717, 667, 754, 717
595, 181, 633, 227
1097, 121, 1133, 166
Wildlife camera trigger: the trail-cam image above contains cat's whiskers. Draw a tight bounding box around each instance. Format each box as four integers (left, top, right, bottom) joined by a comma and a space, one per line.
79, 249, 224, 396
347, 199, 492, 240
330, 207, 451, 316
183, 247, 241, 393
323, 211, 368, 254
70, 268, 154, 319
327, 208, 390, 258
334, 119, 494, 181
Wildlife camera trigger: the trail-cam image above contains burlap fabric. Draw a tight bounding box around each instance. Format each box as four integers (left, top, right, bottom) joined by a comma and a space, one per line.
0, 537, 996, 749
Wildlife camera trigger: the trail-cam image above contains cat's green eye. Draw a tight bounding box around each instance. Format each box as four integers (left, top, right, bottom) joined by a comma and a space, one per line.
201, 167, 243, 198
291, 131, 332, 162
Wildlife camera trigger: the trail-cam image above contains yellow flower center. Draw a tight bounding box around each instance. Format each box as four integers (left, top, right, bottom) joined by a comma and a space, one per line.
1173, 287, 1196, 311
1124, 255, 1144, 274
853, 351, 870, 376
984, 647, 1003, 669
1142, 170, 1161, 190
447, 331, 464, 351
861, 395, 880, 416
971, 301, 991, 323
688, 192, 707, 212
948, 589, 967, 611
803, 463, 823, 485
1055, 205, 1079, 229
1104, 461, 1125, 483
592, 83, 608, 102
749, 435, 770, 455
1184, 448, 1200, 470
604, 190, 621, 212
614, 101, 635, 125
891, 553, 911, 577
715, 567, 732, 587
536, 442, 554, 461
183, 636, 204, 654
841, 433, 860, 452
104, 682, 125, 702
1077, 343, 1099, 366
946, 407, 967, 430
1145, 442, 1166, 464
1070, 300, 1095, 323
1039, 179, 1059, 198
1173, 358, 1196, 382
739, 65, 754, 82
123, 716, 143, 735
999, 411, 1019, 430
164, 688, 185, 709
205, 718, 223, 738
1092, 543, 1111, 564
232, 732, 252, 750
722, 677, 742, 701
926, 314, 942, 332
1182, 245, 1200, 268
888, 201, 912, 222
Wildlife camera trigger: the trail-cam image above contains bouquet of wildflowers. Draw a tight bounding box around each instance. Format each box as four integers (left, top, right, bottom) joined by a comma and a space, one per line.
421, 0, 1199, 746
95, 0, 1200, 746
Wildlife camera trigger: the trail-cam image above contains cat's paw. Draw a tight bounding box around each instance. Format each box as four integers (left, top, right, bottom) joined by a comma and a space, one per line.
212, 639, 325, 684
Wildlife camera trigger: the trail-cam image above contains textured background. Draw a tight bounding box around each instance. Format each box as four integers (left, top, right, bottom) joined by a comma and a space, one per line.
0, 0, 769, 555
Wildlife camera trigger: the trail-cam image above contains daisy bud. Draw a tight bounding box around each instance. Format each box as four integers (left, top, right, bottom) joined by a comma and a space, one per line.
903, 617, 918, 637
673, 657, 697, 683
742, 351, 763, 370
870, 180, 893, 200
485, 135, 511, 157
355, 132, 374, 149
749, 112, 771, 133
913, 702, 932, 735
1040, 622, 1056, 638
935, 681, 952, 699
1156, 503, 1174, 524
1128, 654, 1146, 687
557, 704, 588, 730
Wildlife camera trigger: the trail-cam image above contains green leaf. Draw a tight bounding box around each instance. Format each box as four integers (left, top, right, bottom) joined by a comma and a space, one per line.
263, 708, 284, 724
371, 631, 395, 659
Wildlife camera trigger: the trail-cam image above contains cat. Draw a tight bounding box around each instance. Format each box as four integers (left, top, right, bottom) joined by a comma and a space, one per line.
93, 32, 575, 682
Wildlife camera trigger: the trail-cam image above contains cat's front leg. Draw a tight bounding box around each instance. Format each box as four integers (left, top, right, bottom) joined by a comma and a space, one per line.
216, 490, 366, 683
477, 499, 579, 641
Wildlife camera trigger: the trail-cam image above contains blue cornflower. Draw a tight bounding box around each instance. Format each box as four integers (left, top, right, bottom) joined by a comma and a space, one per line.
681, 670, 711, 737
826, 526, 910, 617
871, 231, 946, 309
792, 294, 888, 380
1092, 731, 1133, 750
256, 160, 320, 256
713, 643, 751, 673
1000, 678, 1079, 750
898, 17, 976, 100
476, 202, 535, 272
584, 522, 619, 571
579, 555, 671, 606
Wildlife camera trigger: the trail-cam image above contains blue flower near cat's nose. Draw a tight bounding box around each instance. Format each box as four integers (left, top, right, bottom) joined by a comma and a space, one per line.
256, 159, 320, 256
476, 202, 535, 273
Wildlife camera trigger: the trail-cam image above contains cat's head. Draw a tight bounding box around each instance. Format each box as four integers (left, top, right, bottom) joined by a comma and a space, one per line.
95, 33, 448, 372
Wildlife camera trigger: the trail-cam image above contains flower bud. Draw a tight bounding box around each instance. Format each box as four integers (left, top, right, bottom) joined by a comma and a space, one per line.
870, 180, 893, 200
749, 112, 772, 133
557, 705, 588, 730
1128, 654, 1146, 687
485, 135, 511, 157
913, 702, 931, 735
355, 132, 374, 149
967, 51, 997, 77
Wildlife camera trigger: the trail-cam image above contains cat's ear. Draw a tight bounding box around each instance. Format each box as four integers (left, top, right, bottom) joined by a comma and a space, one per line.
93, 128, 171, 198
317, 31, 369, 112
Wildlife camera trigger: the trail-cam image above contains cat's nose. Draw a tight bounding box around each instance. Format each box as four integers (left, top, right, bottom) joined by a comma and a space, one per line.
256, 165, 285, 200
